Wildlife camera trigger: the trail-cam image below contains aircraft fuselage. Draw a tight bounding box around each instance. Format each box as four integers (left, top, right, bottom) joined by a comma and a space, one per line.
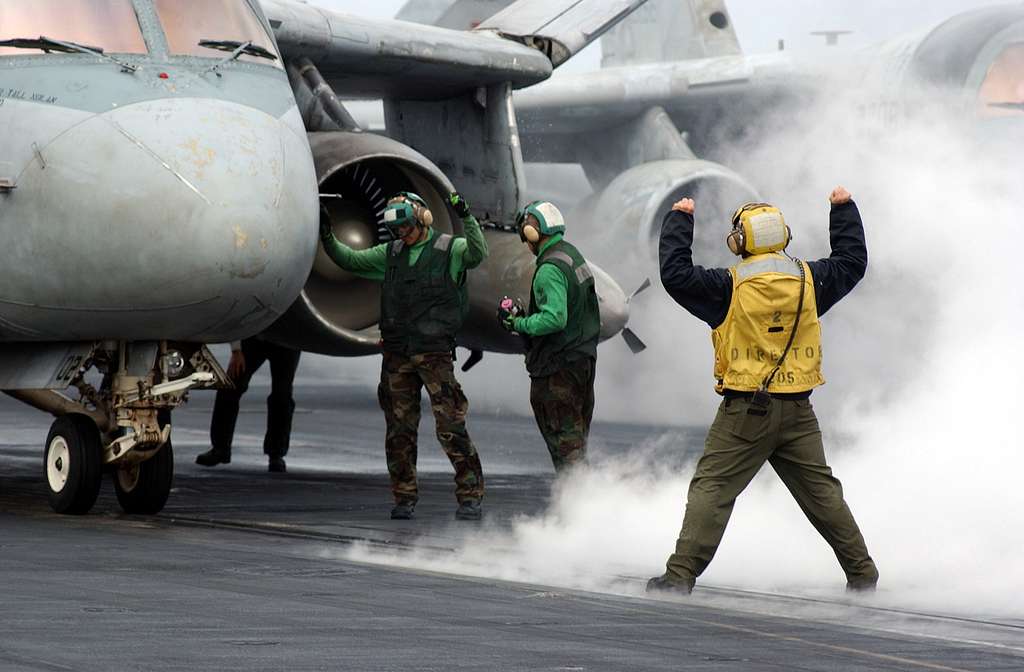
0, 0, 319, 343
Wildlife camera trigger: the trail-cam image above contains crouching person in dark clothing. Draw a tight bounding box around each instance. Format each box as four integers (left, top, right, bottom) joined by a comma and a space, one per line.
197, 336, 301, 473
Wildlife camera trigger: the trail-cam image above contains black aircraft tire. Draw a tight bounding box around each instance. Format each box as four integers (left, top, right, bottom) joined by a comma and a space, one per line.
44, 414, 103, 515
114, 441, 174, 515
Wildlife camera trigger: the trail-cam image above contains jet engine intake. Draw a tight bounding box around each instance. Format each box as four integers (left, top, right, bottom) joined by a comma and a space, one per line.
264, 131, 457, 355
583, 159, 760, 283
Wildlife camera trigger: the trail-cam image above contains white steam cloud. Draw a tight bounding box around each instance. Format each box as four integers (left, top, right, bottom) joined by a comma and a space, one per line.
333, 60, 1024, 621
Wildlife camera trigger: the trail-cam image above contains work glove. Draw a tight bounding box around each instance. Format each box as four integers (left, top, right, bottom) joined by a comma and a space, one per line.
497, 297, 523, 333
449, 192, 472, 219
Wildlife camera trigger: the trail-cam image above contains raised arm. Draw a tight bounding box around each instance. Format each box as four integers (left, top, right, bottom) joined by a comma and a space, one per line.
448, 193, 489, 279
320, 213, 388, 282
658, 199, 733, 329
806, 186, 868, 316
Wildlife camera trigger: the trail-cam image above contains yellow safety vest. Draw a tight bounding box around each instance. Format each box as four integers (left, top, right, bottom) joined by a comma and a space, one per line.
711, 253, 825, 393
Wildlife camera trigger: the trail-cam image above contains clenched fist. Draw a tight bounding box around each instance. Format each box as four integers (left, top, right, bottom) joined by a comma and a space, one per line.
829, 186, 852, 205
672, 198, 695, 215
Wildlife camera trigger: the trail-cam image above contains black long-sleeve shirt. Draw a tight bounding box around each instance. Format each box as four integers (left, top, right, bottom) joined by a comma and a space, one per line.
659, 201, 867, 329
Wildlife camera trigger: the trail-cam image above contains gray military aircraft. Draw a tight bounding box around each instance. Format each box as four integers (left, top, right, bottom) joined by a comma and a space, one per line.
0, 0, 648, 516
396, 0, 1024, 275
511, 0, 1024, 273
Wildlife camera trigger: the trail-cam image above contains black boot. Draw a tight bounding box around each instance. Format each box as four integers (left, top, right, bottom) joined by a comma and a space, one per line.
455, 500, 482, 521
646, 573, 694, 596
390, 502, 415, 520
195, 448, 231, 467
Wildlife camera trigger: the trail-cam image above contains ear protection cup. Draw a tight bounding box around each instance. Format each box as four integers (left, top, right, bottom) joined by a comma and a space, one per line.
726, 226, 745, 255
417, 205, 433, 227
521, 221, 541, 243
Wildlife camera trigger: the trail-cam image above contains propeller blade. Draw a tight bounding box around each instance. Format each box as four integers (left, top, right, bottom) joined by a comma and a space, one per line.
621, 328, 647, 354
461, 349, 484, 372
628, 278, 652, 303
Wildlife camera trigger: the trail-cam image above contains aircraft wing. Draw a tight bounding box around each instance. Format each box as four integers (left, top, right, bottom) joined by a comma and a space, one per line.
262, 0, 552, 98
263, 0, 650, 98
475, 0, 650, 67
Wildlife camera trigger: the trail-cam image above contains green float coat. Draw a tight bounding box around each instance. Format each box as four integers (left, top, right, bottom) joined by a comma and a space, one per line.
515, 235, 600, 378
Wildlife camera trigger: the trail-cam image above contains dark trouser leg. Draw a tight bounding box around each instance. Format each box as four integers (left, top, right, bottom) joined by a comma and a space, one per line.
665, 398, 775, 583
263, 345, 301, 458
209, 339, 265, 455
528, 358, 595, 472
416, 352, 484, 504
769, 400, 878, 585
379, 353, 422, 505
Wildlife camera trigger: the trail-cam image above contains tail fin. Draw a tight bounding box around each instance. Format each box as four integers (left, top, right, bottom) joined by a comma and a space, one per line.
601, 0, 741, 67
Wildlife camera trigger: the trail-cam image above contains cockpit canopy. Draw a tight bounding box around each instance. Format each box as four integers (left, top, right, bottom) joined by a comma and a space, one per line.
978, 44, 1024, 118
0, 0, 280, 67
0, 0, 146, 55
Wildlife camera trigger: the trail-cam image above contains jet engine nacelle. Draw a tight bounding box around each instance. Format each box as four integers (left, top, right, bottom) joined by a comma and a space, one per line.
583, 159, 760, 281
264, 131, 458, 355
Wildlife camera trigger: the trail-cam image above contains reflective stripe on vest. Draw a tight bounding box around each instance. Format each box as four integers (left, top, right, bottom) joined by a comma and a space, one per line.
735, 256, 801, 281
542, 250, 574, 268
541, 249, 593, 286
575, 264, 593, 284
711, 253, 825, 393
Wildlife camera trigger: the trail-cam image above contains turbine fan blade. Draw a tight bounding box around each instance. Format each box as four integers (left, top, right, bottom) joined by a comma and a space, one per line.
621, 327, 647, 354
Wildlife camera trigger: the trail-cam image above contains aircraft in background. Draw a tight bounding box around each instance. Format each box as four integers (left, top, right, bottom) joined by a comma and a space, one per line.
0, 0, 647, 516
514, 0, 1024, 275
395, 0, 1024, 277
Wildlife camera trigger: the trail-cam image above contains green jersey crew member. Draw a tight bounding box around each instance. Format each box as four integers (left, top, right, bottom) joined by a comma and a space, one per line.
647, 186, 878, 595
499, 201, 601, 472
320, 192, 487, 521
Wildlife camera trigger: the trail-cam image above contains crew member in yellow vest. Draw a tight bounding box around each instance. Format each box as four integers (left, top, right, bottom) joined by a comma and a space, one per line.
647, 186, 878, 596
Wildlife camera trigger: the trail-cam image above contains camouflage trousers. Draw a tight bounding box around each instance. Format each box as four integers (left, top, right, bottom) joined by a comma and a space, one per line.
529, 357, 596, 472
377, 351, 484, 505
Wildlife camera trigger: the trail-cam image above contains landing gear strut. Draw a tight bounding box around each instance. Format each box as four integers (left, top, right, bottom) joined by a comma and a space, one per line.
7, 341, 228, 515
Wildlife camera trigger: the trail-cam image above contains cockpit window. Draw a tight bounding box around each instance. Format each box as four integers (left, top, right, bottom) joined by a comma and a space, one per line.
979, 44, 1024, 117
0, 0, 147, 56
154, 0, 281, 67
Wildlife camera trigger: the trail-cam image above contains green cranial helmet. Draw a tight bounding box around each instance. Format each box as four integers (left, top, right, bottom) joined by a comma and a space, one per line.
514, 201, 566, 242
383, 192, 431, 232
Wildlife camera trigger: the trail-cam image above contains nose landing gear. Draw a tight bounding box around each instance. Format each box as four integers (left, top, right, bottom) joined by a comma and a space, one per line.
43, 414, 103, 515
7, 341, 229, 516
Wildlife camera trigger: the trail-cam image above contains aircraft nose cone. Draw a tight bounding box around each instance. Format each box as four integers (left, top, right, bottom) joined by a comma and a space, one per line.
4, 99, 318, 341
591, 263, 631, 341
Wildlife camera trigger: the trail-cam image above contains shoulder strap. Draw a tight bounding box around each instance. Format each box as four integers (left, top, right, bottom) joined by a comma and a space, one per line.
761, 259, 807, 391
541, 250, 574, 268
434, 233, 453, 252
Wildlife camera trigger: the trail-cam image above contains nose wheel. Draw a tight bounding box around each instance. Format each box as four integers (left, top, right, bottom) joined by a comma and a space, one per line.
43, 415, 103, 514
113, 440, 174, 515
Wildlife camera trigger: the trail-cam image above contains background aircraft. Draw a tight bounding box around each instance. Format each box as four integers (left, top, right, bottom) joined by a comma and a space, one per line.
384, 0, 1024, 278
0, 0, 647, 516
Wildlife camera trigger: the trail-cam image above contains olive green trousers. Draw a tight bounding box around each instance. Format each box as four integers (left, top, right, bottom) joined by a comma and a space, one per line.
665, 396, 878, 585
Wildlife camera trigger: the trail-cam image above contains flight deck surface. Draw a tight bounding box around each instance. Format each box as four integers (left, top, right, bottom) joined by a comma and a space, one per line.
1, 386, 1021, 671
